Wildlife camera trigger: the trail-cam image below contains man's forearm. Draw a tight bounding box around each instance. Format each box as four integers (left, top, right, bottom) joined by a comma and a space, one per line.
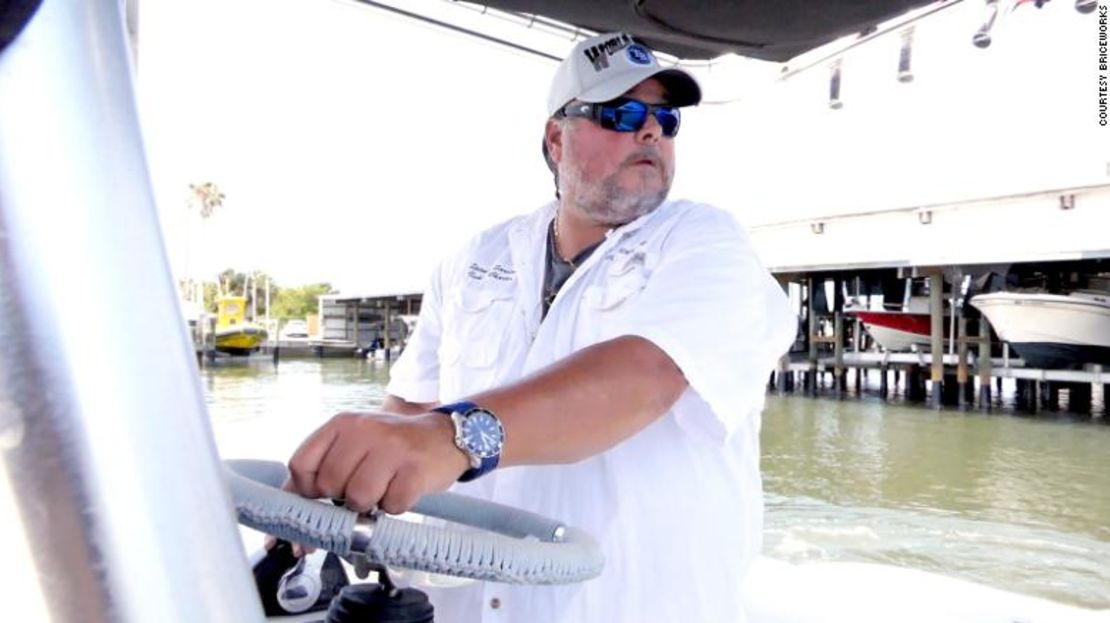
468, 335, 687, 467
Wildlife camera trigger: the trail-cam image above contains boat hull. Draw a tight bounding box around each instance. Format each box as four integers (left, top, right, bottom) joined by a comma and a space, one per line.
851, 310, 946, 352
970, 292, 1110, 369
215, 326, 268, 355
1009, 342, 1110, 369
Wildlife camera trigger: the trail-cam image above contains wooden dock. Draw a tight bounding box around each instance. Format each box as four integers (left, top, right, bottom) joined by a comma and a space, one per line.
773, 334, 1107, 415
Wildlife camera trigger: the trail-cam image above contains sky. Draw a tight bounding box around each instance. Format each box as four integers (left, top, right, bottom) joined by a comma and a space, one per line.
136, 0, 1108, 294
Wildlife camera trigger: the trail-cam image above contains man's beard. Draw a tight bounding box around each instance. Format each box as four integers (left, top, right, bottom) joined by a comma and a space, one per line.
559, 151, 672, 226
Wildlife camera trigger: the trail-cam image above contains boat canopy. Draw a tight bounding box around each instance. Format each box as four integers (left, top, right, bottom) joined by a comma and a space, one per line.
356, 0, 941, 61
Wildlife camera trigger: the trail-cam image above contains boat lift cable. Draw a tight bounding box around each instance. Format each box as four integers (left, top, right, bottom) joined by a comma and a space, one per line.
347, 0, 730, 70
778, 0, 967, 80
346, 0, 563, 62
451, 2, 590, 42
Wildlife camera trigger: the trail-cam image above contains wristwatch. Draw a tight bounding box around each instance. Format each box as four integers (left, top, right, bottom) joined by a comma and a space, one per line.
433, 401, 505, 482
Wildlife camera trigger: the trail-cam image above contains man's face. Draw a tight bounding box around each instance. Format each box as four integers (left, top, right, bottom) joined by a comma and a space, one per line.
548, 78, 676, 226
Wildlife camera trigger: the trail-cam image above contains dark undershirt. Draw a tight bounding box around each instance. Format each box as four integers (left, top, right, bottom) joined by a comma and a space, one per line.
542, 218, 602, 319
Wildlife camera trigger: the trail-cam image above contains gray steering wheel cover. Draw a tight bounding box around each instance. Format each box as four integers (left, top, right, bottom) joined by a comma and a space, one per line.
225, 459, 604, 584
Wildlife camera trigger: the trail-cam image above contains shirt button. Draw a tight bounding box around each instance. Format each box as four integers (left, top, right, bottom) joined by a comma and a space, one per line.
490, 597, 502, 609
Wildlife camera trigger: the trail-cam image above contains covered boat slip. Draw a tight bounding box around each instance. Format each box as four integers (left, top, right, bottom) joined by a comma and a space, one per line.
2, 2, 1107, 623
716, 0, 1109, 407
757, 184, 1110, 413
313, 291, 422, 359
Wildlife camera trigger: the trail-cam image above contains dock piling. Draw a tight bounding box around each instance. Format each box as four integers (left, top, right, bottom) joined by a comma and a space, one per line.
806, 277, 818, 396
908, 365, 927, 402
1066, 382, 1092, 414
834, 312, 845, 398
929, 272, 944, 409
978, 321, 993, 409
957, 315, 969, 408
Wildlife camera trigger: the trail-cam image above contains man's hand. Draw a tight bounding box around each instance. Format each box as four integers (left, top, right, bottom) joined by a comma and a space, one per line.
286, 411, 469, 515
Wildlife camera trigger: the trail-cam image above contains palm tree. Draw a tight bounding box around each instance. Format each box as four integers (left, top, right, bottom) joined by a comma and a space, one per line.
187, 182, 226, 306
188, 181, 225, 219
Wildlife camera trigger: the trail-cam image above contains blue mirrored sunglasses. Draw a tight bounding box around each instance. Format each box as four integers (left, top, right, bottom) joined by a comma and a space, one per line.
560, 98, 681, 138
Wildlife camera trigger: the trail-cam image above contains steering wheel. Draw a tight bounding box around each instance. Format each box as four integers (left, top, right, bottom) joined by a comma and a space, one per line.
225, 460, 604, 585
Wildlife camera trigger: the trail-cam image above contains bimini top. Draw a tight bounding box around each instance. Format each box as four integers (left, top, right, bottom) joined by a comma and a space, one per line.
398, 0, 941, 61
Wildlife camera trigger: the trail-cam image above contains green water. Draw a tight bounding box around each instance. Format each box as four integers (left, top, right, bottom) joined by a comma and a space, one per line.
203, 358, 1110, 609
762, 395, 1110, 609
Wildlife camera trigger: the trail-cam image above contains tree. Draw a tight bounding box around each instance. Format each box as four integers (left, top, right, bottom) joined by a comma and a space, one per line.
209, 268, 276, 317
205, 270, 328, 320
188, 181, 225, 218
216, 267, 246, 300
271, 283, 334, 320
183, 181, 226, 305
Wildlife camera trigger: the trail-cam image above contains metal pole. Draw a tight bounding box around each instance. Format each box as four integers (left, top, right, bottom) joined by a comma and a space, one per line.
353, 301, 361, 351
249, 273, 257, 321
384, 300, 394, 362
0, 2, 264, 621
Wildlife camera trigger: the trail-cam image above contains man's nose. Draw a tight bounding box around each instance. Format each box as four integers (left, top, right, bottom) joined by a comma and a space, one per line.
635, 112, 662, 144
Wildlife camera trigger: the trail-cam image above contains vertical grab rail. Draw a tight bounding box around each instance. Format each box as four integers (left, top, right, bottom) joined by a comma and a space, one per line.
0, 1, 264, 621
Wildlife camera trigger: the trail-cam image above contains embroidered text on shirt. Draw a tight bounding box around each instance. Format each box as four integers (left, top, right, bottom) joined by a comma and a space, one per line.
468, 262, 516, 282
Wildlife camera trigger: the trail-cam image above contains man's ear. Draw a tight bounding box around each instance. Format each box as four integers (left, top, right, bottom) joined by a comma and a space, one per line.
544, 118, 563, 165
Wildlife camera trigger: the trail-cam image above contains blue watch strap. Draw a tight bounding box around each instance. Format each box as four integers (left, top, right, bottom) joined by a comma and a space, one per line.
433, 401, 501, 482
459, 454, 499, 483
434, 400, 479, 415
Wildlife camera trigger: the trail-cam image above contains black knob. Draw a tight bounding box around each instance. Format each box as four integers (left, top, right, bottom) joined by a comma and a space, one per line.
325, 584, 434, 623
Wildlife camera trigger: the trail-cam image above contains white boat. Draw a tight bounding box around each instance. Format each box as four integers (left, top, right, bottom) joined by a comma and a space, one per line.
850, 309, 936, 351
278, 319, 310, 341
970, 291, 1110, 369
848, 297, 952, 352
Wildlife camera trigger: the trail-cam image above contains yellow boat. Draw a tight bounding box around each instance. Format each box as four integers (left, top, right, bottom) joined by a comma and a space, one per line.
214, 296, 268, 355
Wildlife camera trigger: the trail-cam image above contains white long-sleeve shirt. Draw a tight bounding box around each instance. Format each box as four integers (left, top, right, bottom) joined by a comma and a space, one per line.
387, 199, 796, 623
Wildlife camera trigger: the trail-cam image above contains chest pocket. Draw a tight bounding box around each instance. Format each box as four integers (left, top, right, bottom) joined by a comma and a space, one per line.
574, 253, 651, 347
439, 282, 517, 370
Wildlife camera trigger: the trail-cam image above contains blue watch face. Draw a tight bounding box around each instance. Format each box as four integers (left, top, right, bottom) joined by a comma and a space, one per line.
460, 409, 504, 458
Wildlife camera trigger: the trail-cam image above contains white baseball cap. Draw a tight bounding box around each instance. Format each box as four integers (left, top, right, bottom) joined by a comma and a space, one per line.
546, 32, 702, 117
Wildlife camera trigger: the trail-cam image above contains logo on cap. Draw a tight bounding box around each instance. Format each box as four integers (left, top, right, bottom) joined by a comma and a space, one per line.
626, 45, 653, 66
582, 33, 635, 72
